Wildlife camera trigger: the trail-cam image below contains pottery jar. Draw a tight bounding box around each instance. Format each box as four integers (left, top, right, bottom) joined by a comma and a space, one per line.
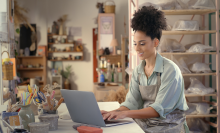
18, 104, 35, 131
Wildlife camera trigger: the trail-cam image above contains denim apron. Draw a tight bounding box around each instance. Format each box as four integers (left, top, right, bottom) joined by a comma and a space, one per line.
133, 72, 186, 133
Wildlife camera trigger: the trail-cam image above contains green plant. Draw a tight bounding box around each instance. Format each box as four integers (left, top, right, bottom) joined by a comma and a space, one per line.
61, 65, 72, 79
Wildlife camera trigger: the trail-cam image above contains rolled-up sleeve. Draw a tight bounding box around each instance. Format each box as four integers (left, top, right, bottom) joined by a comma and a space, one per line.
120, 70, 143, 110
149, 69, 184, 119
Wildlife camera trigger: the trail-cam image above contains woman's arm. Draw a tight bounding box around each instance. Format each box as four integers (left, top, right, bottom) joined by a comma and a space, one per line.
105, 107, 159, 120
101, 106, 130, 119
125, 107, 159, 119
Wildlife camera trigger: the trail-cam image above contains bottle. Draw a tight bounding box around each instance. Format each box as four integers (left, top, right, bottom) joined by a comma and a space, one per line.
113, 68, 118, 83
106, 60, 112, 82
107, 60, 111, 69
111, 64, 115, 82
117, 62, 122, 72
100, 71, 105, 83
103, 57, 107, 68
100, 57, 104, 68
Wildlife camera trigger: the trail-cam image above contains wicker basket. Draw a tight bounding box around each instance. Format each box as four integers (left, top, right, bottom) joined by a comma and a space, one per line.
104, 0, 115, 13
2, 51, 13, 80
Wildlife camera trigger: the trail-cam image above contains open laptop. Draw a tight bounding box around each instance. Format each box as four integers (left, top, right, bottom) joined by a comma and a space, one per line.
61, 89, 132, 127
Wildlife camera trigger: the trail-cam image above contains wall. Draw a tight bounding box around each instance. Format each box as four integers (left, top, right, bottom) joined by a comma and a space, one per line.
17, 0, 129, 91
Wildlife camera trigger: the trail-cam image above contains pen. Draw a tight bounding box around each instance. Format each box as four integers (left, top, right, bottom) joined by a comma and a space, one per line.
53, 98, 64, 110
23, 92, 26, 105
46, 96, 53, 110
30, 89, 37, 104
28, 93, 33, 104
50, 90, 55, 99
21, 93, 23, 104
28, 85, 32, 93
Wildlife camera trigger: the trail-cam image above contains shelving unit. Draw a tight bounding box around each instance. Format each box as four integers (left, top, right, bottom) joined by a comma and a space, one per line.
162, 9, 216, 15
182, 73, 217, 76
162, 30, 216, 35
185, 93, 216, 97
129, 0, 219, 132
160, 52, 216, 55
47, 34, 84, 62
17, 68, 44, 70
16, 56, 47, 88
48, 59, 83, 62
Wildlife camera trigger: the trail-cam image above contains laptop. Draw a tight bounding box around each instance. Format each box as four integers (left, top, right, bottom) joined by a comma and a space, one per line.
61, 89, 132, 127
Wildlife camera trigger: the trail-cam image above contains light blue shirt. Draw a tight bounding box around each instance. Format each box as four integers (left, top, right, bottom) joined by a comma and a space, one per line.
121, 52, 189, 132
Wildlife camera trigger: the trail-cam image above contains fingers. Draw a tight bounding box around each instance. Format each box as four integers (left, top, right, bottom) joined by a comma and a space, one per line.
103, 113, 111, 120
108, 113, 116, 121
115, 115, 119, 120
100, 110, 108, 115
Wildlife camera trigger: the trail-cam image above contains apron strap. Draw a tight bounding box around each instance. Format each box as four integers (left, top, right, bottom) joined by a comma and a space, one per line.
138, 74, 141, 84
156, 72, 161, 87
138, 73, 161, 85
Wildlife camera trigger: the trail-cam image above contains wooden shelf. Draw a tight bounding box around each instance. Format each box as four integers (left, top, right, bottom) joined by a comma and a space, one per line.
162, 30, 216, 35
17, 68, 44, 71
48, 59, 83, 61
182, 73, 216, 76
162, 9, 216, 15
186, 114, 217, 118
48, 34, 67, 36
48, 51, 82, 53
160, 52, 216, 55
17, 56, 44, 58
99, 55, 122, 57
18, 81, 44, 85
185, 93, 216, 97
48, 43, 73, 45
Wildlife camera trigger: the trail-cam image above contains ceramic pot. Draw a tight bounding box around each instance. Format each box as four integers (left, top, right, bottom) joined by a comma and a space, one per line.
28, 122, 50, 133
64, 79, 70, 89
38, 114, 59, 131
18, 104, 35, 131
59, 25, 63, 35
11, 129, 28, 133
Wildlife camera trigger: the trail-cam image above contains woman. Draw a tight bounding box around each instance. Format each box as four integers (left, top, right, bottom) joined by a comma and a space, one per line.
101, 6, 189, 133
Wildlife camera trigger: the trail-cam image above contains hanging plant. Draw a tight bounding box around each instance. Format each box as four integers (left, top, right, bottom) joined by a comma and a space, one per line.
14, 0, 34, 31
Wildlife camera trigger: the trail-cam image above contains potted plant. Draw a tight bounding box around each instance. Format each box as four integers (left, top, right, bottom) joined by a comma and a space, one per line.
61, 65, 72, 89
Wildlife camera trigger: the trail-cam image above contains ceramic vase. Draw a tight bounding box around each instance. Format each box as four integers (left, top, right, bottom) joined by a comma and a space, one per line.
18, 104, 35, 131
59, 24, 63, 35
64, 79, 70, 89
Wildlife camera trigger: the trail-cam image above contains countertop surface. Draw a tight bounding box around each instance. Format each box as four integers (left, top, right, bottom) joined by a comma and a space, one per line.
1, 102, 144, 133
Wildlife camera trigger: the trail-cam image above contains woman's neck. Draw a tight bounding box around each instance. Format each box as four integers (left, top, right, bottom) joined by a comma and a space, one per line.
144, 51, 157, 67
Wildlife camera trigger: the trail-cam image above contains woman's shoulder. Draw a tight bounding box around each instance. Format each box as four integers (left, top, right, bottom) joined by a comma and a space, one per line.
162, 57, 182, 78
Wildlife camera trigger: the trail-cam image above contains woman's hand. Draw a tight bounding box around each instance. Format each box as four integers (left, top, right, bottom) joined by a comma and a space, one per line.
103, 110, 128, 120
100, 110, 109, 115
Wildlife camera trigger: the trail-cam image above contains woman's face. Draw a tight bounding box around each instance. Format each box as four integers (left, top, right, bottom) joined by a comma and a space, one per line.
133, 30, 158, 60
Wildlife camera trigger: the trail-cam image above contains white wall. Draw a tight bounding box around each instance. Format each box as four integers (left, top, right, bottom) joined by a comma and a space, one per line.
17, 0, 128, 91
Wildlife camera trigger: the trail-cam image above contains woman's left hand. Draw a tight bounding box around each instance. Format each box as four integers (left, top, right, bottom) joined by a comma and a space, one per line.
106, 111, 128, 120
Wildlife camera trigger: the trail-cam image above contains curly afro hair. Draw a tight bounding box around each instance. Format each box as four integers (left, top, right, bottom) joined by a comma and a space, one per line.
131, 6, 167, 41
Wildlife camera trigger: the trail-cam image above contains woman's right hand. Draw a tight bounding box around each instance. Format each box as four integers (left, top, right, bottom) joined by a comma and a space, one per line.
100, 110, 109, 115
101, 110, 110, 120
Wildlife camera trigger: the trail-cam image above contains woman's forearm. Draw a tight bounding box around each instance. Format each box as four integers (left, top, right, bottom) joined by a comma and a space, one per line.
126, 107, 159, 119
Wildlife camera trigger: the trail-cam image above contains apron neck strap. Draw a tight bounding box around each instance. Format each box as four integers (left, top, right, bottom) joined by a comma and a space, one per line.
138, 72, 161, 85
156, 72, 161, 87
